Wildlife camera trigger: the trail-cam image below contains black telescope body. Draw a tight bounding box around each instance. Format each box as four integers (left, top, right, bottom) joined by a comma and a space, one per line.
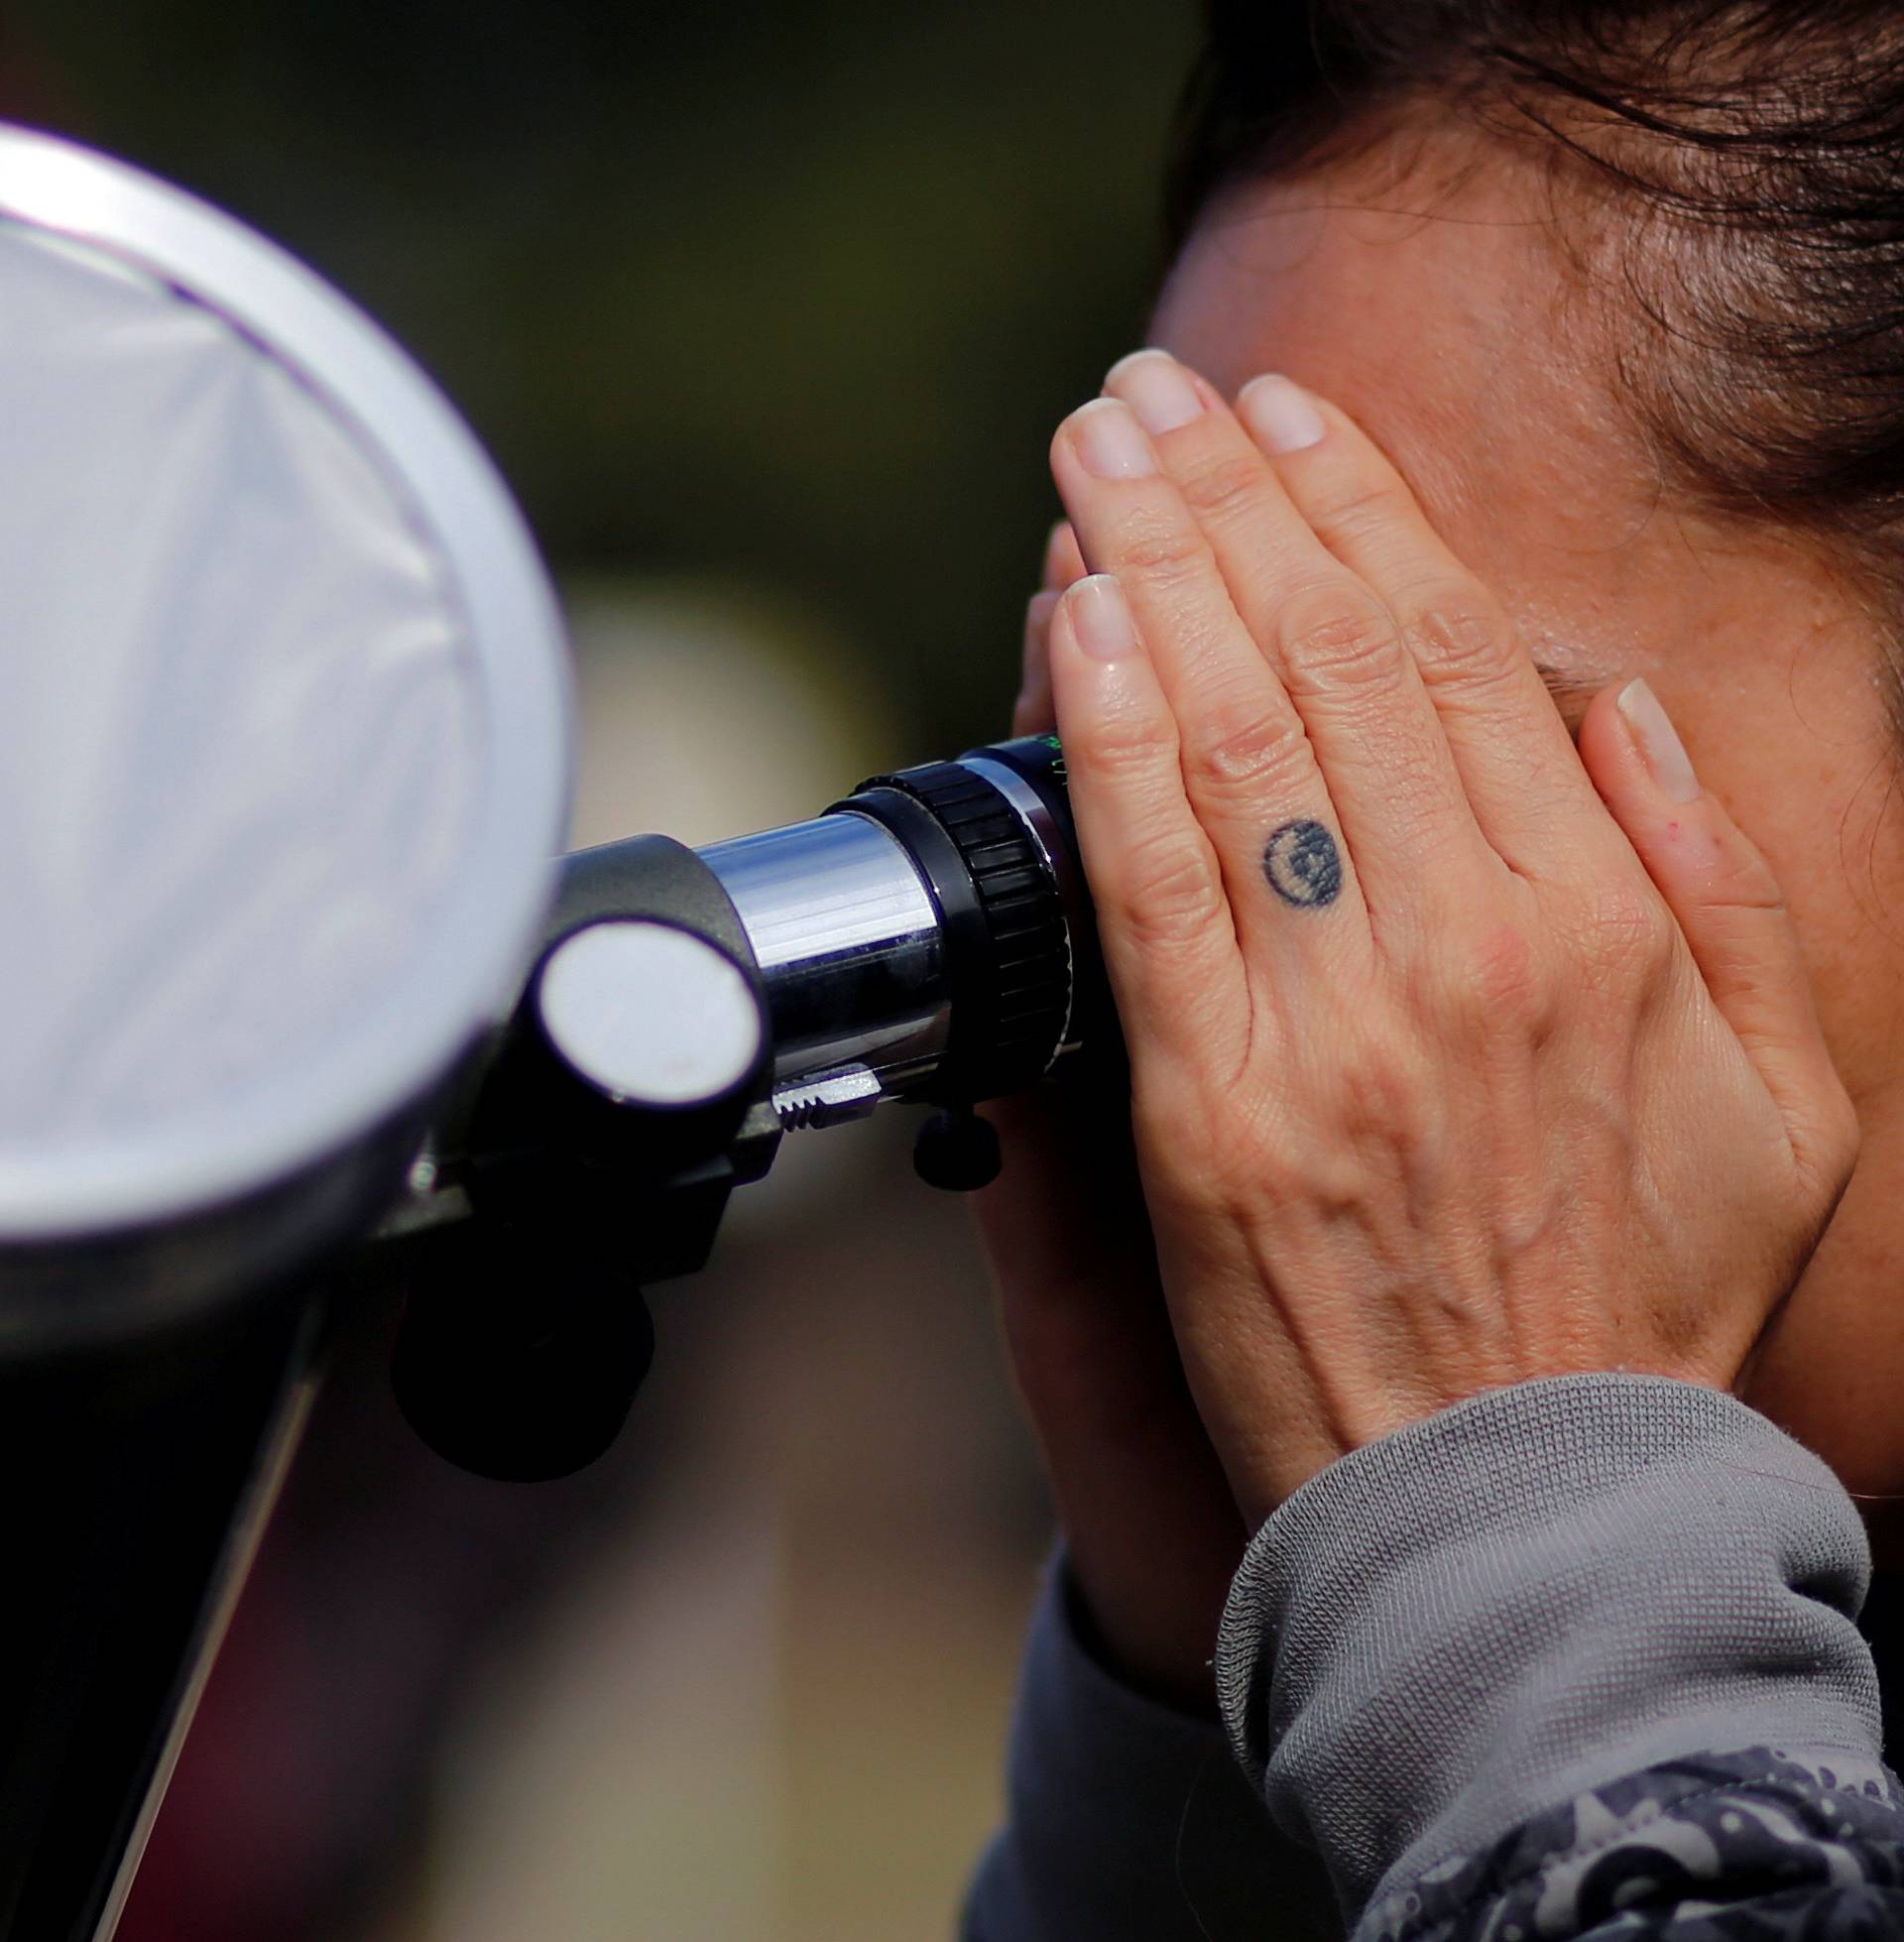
387, 731, 1102, 1481
0, 126, 1113, 1939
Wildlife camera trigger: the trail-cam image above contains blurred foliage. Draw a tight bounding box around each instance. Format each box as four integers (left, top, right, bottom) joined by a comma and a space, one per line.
9, 0, 1196, 755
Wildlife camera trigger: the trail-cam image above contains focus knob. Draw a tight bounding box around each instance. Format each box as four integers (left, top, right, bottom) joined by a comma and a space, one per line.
912, 1106, 1003, 1192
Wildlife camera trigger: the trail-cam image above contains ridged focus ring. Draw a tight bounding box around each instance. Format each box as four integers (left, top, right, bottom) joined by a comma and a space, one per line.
840, 760, 1071, 1103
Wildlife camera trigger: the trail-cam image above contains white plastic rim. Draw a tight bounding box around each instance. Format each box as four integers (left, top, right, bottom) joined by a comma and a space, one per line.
0, 124, 573, 1241
538, 921, 764, 1106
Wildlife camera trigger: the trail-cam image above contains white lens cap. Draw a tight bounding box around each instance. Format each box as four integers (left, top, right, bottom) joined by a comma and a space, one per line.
537, 921, 766, 1108
0, 126, 572, 1333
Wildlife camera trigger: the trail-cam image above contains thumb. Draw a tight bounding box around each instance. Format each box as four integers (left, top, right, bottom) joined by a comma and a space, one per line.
1577, 676, 1857, 1187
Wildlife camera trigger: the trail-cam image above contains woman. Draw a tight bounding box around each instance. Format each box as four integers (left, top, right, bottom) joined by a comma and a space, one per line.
966, 2, 1904, 1935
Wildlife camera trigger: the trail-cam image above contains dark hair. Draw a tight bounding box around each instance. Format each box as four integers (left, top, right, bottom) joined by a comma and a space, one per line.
1165, 1, 1904, 554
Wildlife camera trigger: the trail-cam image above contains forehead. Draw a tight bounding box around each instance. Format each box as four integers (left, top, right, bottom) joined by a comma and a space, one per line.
1152, 167, 1609, 531
1145, 159, 1656, 687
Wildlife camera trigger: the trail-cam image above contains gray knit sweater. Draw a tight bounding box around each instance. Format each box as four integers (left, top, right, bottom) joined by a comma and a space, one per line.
964, 1374, 1904, 1940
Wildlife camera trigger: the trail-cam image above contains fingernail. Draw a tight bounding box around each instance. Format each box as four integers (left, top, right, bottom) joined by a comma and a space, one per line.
1069, 574, 1139, 660
1238, 374, 1326, 454
1616, 678, 1700, 802
1070, 398, 1157, 480
1105, 349, 1205, 436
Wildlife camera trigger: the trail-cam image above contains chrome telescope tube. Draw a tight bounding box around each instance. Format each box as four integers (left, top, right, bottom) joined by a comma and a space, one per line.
698, 812, 951, 1095
695, 733, 1092, 1132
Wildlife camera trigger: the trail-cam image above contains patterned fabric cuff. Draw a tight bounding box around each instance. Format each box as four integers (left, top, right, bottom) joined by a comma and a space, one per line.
1215, 1375, 1883, 1921
1360, 1746, 1904, 1942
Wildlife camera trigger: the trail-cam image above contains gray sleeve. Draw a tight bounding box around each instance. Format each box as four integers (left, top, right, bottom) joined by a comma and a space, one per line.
962, 1554, 1340, 1942
1212, 1372, 1890, 1935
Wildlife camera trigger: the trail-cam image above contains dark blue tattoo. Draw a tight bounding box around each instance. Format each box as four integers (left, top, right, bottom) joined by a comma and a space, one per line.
1262, 819, 1342, 908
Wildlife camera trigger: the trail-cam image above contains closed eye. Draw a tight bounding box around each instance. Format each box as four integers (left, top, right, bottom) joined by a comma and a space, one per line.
1532, 659, 1604, 741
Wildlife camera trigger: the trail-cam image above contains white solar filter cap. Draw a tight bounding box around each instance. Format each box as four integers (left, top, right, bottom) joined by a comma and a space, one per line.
537, 921, 765, 1107
0, 127, 572, 1342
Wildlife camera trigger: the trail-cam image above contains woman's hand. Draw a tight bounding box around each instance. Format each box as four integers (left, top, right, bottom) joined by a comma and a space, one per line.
970, 522, 1248, 1710
1044, 352, 1859, 1527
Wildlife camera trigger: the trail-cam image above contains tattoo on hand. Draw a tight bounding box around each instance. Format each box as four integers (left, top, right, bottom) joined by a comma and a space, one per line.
1262, 819, 1343, 909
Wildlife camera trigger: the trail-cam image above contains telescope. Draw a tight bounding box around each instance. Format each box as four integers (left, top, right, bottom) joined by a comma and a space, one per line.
0, 125, 1108, 1938
382, 720, 1105, 1485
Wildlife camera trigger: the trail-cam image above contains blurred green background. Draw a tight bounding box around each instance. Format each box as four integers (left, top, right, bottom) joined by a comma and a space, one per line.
0, 6, 1201, 1939
10, 0, 1193, 751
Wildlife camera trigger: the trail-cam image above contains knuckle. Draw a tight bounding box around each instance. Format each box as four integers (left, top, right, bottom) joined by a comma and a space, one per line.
1313, 478, 1407, 547
1334, 1034, 1434, 1146
1114, 827, 1228, 947
1697, 845, 1788, 919
1183, 691, 1309, 798
1070, 706, 1178, 781
1401, 595, 1515, 684
1115, 514, 1210, 585
1569, 882, 1675, 985
1147, 1073, 1249, 1165
1175, 451, 1271, 526
1429, 918, 1558, 1035
1275, 584, 1403, 687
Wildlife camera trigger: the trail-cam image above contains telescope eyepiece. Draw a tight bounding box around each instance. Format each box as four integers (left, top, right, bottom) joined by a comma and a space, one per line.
831, 751, 1072, 1107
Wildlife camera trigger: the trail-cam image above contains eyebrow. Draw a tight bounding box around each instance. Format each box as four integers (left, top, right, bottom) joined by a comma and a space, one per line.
1531, 658, 1604, 705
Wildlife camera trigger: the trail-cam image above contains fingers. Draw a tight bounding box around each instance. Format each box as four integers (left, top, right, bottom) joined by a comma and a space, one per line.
1015, 591, 1060, 735
1044, 519, 1087, 591
1578, 677, 1859, 1189
976, 1081, 1160, 1332
1014, 523, 1088, 736
1238, 375, 1624, 882
1084, 352, 1486, 935
1043, 573, 1251, 1071
1049, 394, 1372, 962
